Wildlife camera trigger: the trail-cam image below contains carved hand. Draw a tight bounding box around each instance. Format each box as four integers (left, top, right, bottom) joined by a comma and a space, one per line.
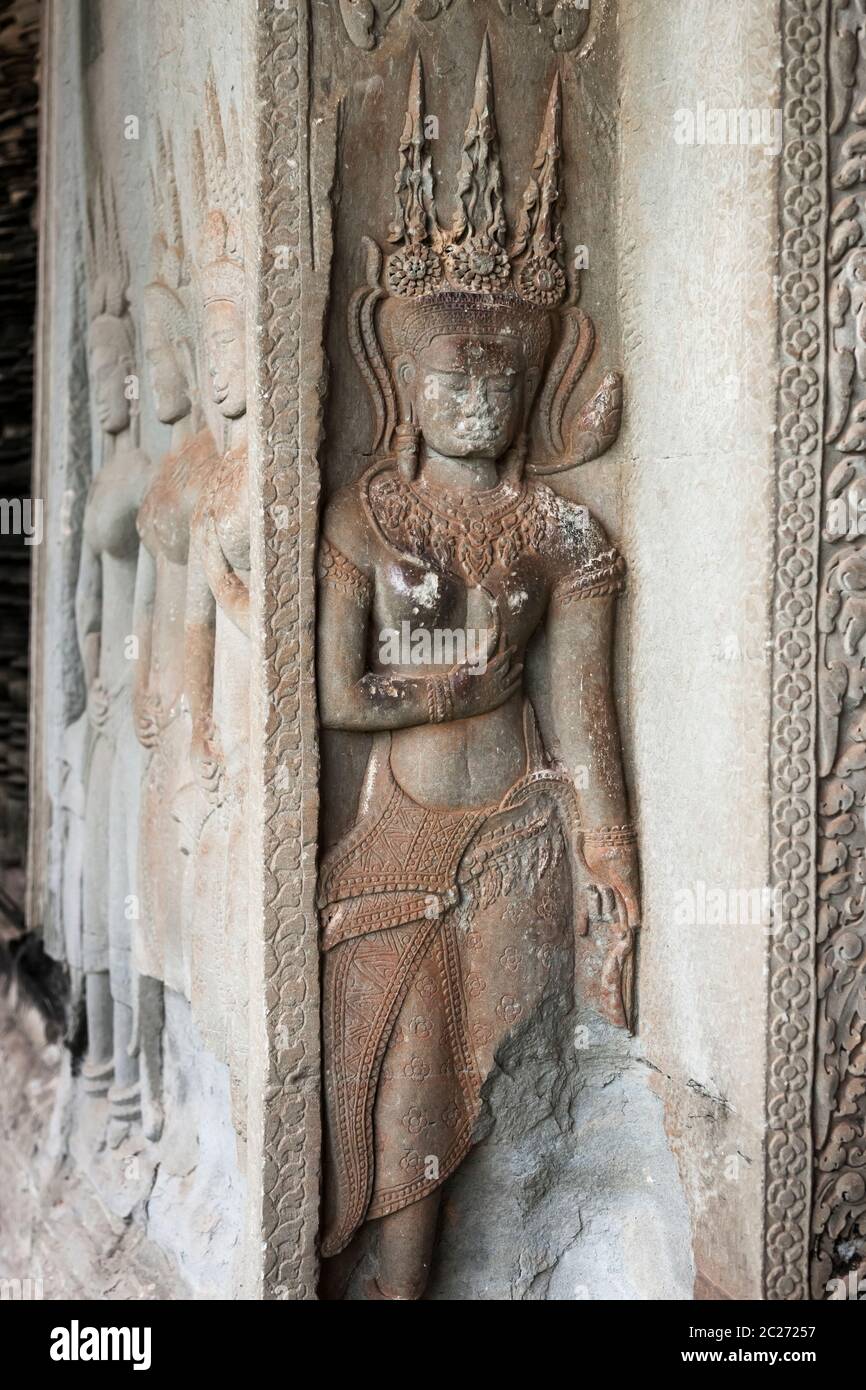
578, 838, 641, 1032
133, 691, 162, 749
87, 677, 110, 732
191, 718, 225, 806
446, 645, 523, 721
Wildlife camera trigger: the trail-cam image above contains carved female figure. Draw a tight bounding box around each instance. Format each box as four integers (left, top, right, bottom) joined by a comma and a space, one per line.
132, 130, 218, 1137
317, 43, 639, 1298
183, 78, 250, 1128
77, 177, 152, 1135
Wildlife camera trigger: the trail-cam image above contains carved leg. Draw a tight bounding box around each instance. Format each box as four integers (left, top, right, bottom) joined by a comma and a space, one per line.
371, 1190, 442, 1300
137, 974, 165, 1141
318, 1235, 366, 1301
82, 970, 113, 1096
108, 999, 141, 1142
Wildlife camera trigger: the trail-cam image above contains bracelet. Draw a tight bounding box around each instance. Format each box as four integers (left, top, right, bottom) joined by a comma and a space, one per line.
425, 675, 454, 724
582, 823, 637, 848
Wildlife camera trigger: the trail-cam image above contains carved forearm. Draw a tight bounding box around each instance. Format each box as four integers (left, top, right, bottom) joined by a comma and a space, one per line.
132, 544, 156, 707
317, 550, 453, 730
547, 592, 631, 827
320, 670, 444, 732
75, 542, 102, 687
199, 512, 249, 637
184, 544, 216, 736
184, 620, 216, 739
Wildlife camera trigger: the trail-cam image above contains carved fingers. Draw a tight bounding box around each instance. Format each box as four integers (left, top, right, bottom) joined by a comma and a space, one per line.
191, 719, 225, 805
599, 924, 637, 1034
581, 839, 641, 923
133, 691, 162, 749
87, 678, 110, 731
577, 838, 641, 1031
447, 643, 523, 719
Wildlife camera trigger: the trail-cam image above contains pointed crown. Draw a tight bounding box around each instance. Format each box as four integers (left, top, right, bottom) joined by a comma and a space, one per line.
86, 173, 131, 326
144, 124, 193, 349
382, 35, 567, 313
192, 68, 244, 307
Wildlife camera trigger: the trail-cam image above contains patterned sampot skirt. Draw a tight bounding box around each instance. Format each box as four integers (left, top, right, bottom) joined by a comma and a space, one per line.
320, 729, 575, 1257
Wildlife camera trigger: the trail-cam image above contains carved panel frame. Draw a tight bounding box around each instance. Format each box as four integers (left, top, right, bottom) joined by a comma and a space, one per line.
249, 0, 854, 1301
767, 0, 866, 1302
250, 0, 322, 1300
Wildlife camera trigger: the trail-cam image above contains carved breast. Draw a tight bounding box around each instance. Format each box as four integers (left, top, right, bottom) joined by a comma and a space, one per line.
371, 551, 546, 661
137, 460, 193, 566
208, 448, 249, 574
83, 457, 143, 560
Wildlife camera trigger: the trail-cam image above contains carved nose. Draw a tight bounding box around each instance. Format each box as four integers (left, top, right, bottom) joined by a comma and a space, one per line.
463, 382, 488, 414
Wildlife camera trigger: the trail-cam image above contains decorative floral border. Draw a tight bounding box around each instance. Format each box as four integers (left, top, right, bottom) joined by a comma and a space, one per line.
764, 0, 864, 1302
254, 0, 322, 1301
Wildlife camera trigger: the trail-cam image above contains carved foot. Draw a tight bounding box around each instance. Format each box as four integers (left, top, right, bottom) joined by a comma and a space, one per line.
106, 1117, 132, 1150
142, 1098, 164, 1144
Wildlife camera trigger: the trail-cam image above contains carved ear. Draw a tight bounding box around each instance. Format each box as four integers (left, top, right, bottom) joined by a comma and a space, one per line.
177, 338, 198, 398
394, 355, 416, 419
528, 306, 623, 475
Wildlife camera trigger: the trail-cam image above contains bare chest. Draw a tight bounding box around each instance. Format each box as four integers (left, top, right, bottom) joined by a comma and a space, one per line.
84, 466, 141, 559
138, 465, 196, 566
371, 553, 546, 655
210, 466, 249, 574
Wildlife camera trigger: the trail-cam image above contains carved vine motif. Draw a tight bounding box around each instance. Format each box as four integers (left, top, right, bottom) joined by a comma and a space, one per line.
336, 0, 590, 53
810, 0, 866, 1299
254, 0, 320, 1300
766, 0, 823, 1302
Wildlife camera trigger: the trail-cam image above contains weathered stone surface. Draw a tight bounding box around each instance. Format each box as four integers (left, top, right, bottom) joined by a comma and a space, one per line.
14, 0, 860, 1304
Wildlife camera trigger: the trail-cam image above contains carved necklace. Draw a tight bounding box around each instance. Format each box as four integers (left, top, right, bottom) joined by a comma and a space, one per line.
366, 464, 556, 585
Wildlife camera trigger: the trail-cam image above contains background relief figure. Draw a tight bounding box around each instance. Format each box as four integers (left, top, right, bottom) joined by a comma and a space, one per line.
317, 40, 639, 1300
132, 126, 219, 1141
183, 73, 250, 1136
77, 174, 152, 1141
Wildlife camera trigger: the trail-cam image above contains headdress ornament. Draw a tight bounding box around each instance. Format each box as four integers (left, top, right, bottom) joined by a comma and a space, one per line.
383, 32, 566, 311
350, 34, 623, 473
144, 124, 193, 349
86, 173, 131, 325
192, 68, 244, 307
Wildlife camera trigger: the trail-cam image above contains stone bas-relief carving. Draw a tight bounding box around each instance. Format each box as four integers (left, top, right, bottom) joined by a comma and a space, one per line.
317, 38, 637, 1300
810, 0, 866, 1300
28, 0, 839, 1305
132, 126, 219, 1140
77, 175, 152, 1136
337, 0, 590, 53
183, 74, 251, 1134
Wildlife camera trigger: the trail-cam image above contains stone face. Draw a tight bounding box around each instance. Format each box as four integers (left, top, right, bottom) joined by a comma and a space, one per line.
18, 0, 861, 1303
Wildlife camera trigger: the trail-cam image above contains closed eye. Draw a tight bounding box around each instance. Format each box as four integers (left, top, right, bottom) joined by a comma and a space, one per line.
437, 371, 470, 389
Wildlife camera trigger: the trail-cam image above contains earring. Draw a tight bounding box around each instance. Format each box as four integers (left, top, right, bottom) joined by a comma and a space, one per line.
502, 434, 527, 483
395, 420, 419, 480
